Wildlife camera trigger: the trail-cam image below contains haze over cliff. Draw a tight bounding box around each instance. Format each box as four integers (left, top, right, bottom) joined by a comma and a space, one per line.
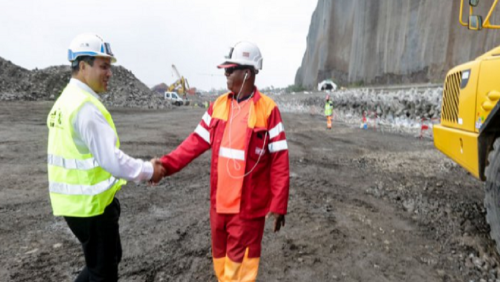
296, 0, 500, 88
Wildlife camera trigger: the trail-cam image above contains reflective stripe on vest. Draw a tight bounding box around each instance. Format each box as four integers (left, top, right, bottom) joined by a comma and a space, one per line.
47, 83, 126, 217
219, 146, 245, 161
48, 154, 99, 170
49, 177, 119, 195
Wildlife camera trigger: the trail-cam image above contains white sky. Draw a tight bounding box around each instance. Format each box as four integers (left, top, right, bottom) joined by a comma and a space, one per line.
0, 0, 317, 91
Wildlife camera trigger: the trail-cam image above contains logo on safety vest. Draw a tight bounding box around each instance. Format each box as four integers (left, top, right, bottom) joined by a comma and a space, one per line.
49, 109, 63, 129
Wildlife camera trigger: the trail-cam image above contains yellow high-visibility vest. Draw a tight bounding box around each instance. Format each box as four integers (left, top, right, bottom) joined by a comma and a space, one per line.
47, 83, 126, 217
324, 100, 333, 116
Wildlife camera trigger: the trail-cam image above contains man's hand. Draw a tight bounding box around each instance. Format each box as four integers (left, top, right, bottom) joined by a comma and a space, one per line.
266, 212, 285, 233
149, 158, 166, 185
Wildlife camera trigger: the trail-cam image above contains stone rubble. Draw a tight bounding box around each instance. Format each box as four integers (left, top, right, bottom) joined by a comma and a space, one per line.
0, 57, 172, 109
272, 87, 443, 137
0, 57, 448, 136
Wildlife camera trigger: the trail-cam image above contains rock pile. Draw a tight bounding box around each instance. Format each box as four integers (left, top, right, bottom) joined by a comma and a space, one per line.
273, 87, 443, 136
102, 66, 171, 109
0, 58, 32, 100
0, 57, 172, 109
1, 56, 446, 127
328, 88, 441, 120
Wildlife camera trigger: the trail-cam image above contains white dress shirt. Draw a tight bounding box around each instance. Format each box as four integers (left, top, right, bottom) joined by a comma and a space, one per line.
69, 78, 153, 182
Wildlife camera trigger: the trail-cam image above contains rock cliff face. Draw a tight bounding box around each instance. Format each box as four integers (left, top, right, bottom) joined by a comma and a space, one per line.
296, 0, 500, 88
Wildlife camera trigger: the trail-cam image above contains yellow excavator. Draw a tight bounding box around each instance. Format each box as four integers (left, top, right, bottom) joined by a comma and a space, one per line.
433, 0, 500, 253
167, 64, 196, 97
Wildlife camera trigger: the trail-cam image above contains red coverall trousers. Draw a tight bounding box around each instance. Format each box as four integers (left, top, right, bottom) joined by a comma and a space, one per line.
211, 208, 265, 282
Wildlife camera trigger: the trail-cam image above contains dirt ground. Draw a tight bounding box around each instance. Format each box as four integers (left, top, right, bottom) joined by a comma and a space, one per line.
1, 101, 498, 281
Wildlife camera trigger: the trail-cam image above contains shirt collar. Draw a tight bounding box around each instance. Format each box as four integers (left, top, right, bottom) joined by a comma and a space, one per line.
69, 78, 100, 100
228, 86, 261, 103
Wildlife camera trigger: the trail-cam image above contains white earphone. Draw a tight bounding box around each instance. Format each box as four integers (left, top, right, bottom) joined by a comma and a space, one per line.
225, 69, 265, 179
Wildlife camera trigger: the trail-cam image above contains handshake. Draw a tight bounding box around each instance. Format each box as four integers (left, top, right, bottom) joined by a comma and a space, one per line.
149, 158, 167, 185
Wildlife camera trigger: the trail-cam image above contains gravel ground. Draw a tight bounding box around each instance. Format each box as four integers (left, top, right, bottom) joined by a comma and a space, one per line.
0, 101, 498, 281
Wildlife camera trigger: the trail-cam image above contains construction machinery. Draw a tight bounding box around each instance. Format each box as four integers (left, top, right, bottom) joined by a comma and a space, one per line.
167, 64, 196, 97
433, 0, 500, 253
164, 91, 185, 106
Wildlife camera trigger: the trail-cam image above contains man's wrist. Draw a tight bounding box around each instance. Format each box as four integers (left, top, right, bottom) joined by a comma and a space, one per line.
143, 161, 154, 181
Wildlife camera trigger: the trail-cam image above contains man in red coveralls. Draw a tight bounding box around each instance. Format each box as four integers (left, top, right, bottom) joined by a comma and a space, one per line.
159, 41, 289, 281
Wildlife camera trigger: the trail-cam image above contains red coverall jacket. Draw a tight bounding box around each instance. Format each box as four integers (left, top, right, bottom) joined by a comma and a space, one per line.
160, 88, 290, 219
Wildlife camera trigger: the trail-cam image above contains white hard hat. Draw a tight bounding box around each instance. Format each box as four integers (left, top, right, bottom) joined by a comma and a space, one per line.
217, 41, 263, 71
68, 33, 116, 63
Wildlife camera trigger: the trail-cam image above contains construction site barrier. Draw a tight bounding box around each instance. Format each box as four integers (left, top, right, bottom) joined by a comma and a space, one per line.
419, 117, 440, 139
360, 111, 378, 131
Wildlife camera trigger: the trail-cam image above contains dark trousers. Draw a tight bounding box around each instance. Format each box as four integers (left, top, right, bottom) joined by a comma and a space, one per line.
64, 198, 122, 282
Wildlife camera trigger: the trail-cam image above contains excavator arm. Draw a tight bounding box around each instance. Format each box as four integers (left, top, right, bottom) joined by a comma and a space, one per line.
167, 65, 196, 97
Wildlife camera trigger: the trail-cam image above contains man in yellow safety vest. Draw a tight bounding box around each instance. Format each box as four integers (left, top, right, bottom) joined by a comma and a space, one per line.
47, 33, 164, 281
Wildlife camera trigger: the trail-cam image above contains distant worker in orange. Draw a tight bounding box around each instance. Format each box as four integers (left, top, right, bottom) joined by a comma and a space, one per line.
159, 41, 289, 282
324, 94, 334, 129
